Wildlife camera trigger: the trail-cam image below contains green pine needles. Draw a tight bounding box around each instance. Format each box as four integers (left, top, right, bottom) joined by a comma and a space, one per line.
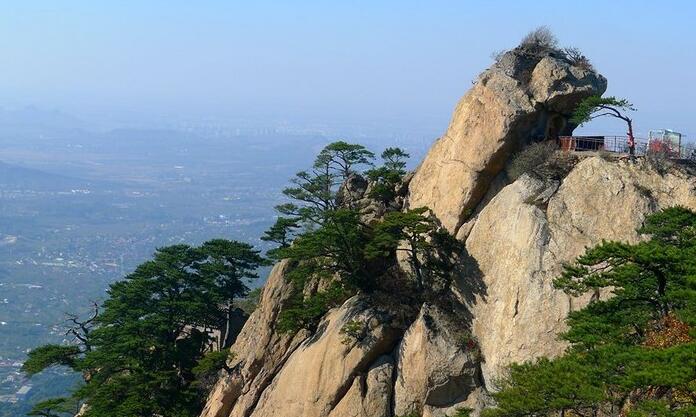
483, 206, 696, 417
23, 240, 267, 417
266, 142, 458, 334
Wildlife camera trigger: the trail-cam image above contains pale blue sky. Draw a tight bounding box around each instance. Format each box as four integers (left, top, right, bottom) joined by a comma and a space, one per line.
1, 1, 694, 137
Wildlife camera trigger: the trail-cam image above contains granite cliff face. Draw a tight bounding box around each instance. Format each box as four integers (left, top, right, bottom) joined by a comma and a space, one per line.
200, 46, 696, 417
408, 47, 607, 234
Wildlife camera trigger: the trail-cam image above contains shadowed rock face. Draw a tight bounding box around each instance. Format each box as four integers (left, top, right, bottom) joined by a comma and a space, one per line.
408, 47, 607, 234
394, 304, 484, 417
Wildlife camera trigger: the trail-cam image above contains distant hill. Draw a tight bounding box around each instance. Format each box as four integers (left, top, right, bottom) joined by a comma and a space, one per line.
0, 160, 92, 191
0, 106, 87, 130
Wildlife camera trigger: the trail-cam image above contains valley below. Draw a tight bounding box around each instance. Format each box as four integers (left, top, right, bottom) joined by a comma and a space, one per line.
0, 122, 428, 415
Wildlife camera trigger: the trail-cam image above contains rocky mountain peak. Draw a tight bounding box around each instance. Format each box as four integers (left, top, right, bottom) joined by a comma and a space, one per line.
408, 43, 607, 234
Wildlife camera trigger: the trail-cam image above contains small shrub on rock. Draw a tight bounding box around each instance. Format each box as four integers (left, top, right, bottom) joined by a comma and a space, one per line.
646, 149, 673, 176
490, 49, 506, 63
536, 151, 578, 180
562, 47, 594, 70
597, 148, 613, 161
507, 141, 558, 181
339, 319, 366, 345
520, 26, 558, 53
192, 351, 234, 391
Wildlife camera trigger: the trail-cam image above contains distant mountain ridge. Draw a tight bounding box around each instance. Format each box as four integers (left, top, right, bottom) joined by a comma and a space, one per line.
0, 160, 93, 191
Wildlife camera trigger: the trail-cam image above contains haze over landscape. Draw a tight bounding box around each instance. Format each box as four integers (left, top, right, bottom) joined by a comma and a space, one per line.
2, 1, 695, 136
1, 2, 695, 417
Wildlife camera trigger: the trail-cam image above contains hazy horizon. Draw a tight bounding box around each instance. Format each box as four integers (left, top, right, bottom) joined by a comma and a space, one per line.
1, 1, 695, 139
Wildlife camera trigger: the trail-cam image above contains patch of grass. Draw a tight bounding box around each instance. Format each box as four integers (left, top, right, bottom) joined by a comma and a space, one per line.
339, 319, 366, 345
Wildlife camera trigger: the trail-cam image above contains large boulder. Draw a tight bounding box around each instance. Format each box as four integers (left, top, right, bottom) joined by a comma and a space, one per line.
408, 48, 607, 233
247, 296, 400, 417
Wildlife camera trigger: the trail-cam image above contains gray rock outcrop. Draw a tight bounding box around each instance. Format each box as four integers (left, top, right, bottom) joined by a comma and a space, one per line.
408, 48, 607, 234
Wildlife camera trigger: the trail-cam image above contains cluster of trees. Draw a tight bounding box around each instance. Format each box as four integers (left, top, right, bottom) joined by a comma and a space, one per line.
483, 206, 696, 417
23, 240, 267, 417
260, 141, 457, 333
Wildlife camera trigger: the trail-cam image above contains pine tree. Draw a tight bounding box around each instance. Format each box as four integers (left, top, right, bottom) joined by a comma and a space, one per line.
483, 207, 696, 417
23, 240, 265, 417
366, 147, 410, 202
27, 397, 77, 417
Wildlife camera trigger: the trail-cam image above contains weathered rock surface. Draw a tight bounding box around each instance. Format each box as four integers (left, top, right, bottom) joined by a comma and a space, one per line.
394, 304, 484, 417
327, 356, 394, 417
247, 296, 400, 417
464, 157, 696, 386
408, 48, 607, 233
201, 260, 306, 417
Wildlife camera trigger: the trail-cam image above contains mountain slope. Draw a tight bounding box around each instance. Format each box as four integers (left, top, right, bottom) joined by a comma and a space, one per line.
0, 160, 92, 191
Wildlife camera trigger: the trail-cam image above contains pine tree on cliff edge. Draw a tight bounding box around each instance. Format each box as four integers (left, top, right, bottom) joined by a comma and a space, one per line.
482, 206, 696, 417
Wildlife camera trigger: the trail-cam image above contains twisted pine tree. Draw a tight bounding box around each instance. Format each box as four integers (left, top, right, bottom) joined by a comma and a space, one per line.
571, 95, 637, 155
22, 239, 265, 417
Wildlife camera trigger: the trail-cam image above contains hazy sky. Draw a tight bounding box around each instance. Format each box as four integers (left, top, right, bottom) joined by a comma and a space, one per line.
1, 1, 694, 137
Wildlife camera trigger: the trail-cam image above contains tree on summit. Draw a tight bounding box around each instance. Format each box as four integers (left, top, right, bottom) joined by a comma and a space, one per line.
572, 95, 637, 155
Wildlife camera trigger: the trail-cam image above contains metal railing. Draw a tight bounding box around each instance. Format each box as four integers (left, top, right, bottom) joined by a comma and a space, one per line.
558, 136, 696, 160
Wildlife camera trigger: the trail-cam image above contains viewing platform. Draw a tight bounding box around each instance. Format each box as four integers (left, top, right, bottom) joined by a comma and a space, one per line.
558, 134, 696, 161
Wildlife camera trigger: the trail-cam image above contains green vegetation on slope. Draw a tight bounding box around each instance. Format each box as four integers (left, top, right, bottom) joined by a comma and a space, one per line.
264, 142, 457, 333
482, 206, 696, 417
22, 240, 266, 417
